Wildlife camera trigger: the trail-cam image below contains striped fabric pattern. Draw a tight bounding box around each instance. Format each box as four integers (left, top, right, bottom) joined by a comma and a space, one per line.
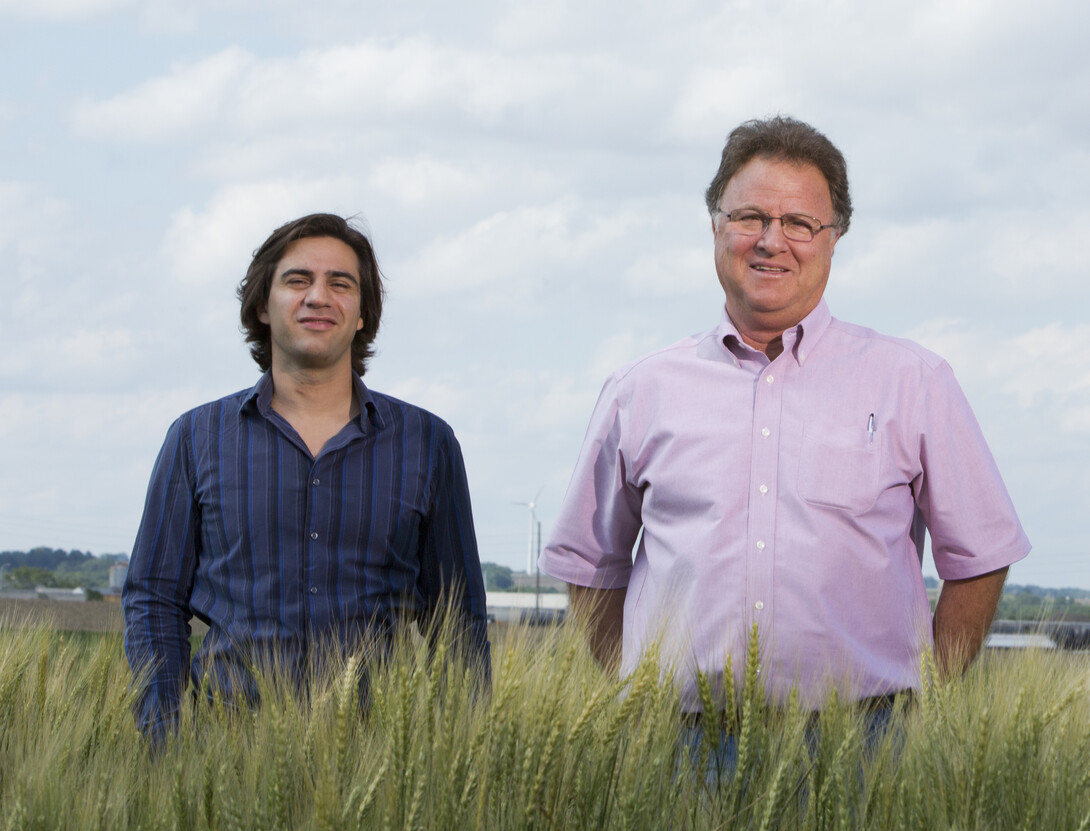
123, 372, 489, 735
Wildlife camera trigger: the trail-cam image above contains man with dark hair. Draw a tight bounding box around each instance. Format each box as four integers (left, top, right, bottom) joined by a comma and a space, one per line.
541, 117, 1029, 716
124, 213, 489, 739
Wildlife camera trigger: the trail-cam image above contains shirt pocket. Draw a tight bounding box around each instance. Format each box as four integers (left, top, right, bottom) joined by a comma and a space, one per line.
796, 424, 882, 514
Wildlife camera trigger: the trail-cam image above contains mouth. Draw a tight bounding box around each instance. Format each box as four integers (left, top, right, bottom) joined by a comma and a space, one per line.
750, 263, 789, 274
298, 317, 336, 330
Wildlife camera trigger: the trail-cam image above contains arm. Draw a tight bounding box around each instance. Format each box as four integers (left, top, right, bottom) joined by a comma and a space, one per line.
417, 425, 490, 685
568, 584, 626, 673
932, 566, 1007, 678
122, 418, 200, 740
539, 375, 642, 672
911, 362, 1028, 677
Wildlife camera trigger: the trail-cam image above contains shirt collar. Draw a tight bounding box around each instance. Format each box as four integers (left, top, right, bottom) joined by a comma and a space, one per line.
717, 298, 833, 366
239, 371, 382, 432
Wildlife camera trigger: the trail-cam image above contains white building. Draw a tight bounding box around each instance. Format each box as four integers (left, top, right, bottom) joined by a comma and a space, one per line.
486, 590, 568, 624
108, 560, 128, 591
34, 586, 88, 602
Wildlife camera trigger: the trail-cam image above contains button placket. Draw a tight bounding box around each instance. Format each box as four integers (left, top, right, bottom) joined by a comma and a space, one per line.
746, 356, 785, 631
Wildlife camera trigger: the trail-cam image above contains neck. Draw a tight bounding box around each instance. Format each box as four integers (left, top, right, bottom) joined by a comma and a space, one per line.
728, 316, 788, 360
741, 331, 785, 360
268, 363, 359, 420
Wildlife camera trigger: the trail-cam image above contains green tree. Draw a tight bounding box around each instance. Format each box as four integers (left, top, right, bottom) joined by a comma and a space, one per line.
480, 562, 514, 591
7, 566, 74, 589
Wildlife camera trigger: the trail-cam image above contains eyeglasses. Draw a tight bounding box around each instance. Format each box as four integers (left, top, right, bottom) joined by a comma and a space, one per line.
715, 208, 838, 242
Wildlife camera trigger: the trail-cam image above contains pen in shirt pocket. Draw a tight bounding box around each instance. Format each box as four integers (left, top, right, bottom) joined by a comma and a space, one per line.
867, 413, 875, 443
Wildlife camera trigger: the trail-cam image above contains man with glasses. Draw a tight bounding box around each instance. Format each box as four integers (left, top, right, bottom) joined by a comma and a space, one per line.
541, 117, 1029, 718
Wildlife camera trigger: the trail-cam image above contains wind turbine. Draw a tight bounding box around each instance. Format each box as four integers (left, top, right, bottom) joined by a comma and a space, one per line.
513, 486, 544, 575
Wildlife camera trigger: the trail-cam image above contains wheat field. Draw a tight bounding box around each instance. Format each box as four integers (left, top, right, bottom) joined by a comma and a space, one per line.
1, 613, 1088, 830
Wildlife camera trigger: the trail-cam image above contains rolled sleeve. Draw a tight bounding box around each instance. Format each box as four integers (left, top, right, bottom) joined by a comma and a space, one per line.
540, 375, 643, 589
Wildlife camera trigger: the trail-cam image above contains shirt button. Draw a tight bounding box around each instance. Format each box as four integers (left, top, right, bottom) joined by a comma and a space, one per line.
759, 484, 768, 494
761, 427, 771, 438
310, 531, 318, 540
312, 478, 320, 486
310, 586, 317, 594
756, 540, 766, 550
754, 601, 764, 611
765, 375, 774, 384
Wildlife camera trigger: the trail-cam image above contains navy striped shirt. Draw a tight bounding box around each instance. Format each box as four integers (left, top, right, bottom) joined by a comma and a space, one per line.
123, 372, 489, 734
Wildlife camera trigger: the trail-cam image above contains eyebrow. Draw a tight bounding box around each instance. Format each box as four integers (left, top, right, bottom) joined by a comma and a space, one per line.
278, 267, 360, 286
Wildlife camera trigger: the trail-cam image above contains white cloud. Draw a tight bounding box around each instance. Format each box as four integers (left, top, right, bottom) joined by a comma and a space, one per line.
368, 155, 487, 208
191, 135, 358, 183
1001, 325, 1090, 409
669, 64, 792, 144
162, 178, 356, 285
394, 200, 637, 295
624, 244, 709, 297
512, 372, 598, 435
491, 0, 576, 46
68, 37, 658, 145
44, 329, 137, 381
71, 47, 255, 140
835, 220, 952, 291
983, 211, 1090, 296
1060, 404, 1090, 434
0, 182, 73, 263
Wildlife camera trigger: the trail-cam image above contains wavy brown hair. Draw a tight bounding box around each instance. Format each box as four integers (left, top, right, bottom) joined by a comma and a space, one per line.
237, 213, 386, 375
704, 115, 853, 236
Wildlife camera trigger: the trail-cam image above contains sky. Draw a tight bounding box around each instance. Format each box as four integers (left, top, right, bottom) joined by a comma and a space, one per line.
1, 0, 1088, 590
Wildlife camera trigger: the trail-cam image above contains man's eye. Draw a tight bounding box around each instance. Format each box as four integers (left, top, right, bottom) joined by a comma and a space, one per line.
784, 216, 816, 232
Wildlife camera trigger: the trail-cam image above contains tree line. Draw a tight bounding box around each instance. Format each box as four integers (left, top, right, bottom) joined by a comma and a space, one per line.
0, 547, 127, 591
3, 549, 1089, 621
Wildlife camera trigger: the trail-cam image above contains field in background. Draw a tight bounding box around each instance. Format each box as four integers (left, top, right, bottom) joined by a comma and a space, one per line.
0, 597, 209, 635
0, 597, 123, 632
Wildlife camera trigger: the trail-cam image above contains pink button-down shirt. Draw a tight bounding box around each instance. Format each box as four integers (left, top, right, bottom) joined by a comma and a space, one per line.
541, 300, 1029, 708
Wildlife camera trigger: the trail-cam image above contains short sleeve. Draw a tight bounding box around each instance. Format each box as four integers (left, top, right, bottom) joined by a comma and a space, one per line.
539, 375, 643, 588
913, 362, 1030, 580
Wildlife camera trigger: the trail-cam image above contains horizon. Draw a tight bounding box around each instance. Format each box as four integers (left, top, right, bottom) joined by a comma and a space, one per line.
4, 546, 1090, 596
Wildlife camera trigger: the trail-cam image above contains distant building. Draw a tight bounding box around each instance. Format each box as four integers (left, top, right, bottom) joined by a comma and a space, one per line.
984, 633, 1057, 650
486, 590, 568, 625
34, 587, 87, 602
509, 572, 567, 593
0, 589, 39, 601
108, 560, 129, 592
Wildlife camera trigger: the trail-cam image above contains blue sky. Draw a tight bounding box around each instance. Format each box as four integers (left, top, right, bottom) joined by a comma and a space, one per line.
2, 0, 1088, 589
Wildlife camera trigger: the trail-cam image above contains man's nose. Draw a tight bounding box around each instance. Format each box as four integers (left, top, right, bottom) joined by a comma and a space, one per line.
754, 219, 789, 253
304, 280, 332, 306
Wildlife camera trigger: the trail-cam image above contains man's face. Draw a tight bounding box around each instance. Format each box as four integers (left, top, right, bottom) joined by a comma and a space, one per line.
259, 236, 364, 374
712, 156, 839, 347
